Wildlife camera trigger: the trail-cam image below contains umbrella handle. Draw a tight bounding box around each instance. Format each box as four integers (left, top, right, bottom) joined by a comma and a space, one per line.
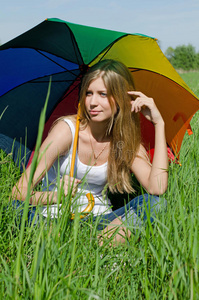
69, 104, 95, 218
71, 192, 95, 219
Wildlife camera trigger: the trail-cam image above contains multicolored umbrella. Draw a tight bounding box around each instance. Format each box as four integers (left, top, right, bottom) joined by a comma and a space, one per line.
0, 18, 199, 166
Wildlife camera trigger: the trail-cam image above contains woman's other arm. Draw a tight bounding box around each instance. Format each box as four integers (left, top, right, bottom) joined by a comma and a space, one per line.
12, 120, 74, 204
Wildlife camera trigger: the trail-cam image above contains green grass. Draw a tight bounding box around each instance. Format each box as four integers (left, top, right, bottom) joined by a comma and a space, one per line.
180, 71, 199, 96
0, 73, 199, 299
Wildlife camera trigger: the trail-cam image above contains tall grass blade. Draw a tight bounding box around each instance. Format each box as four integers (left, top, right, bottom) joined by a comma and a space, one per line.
14, 79, 51, 289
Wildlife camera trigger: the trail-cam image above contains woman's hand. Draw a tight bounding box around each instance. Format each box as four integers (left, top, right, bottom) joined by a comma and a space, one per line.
60, 175, 81, 197
128, 91, 164, 125
98, 217, 131, 247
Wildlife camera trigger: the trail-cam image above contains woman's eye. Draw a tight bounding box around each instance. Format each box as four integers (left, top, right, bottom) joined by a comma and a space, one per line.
86, 91, 92, 96
100, 92, 107, 97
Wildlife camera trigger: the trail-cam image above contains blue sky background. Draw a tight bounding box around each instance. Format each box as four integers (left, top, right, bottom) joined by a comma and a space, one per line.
1, 0, 199, 53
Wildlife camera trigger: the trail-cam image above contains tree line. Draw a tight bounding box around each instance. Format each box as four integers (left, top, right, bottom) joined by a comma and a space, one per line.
165, 44, 199, 71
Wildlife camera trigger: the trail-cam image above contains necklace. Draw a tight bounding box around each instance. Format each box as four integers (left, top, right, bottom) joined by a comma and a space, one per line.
89, 133, 108, 163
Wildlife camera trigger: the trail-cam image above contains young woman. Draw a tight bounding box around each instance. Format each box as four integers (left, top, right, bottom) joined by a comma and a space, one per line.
12, 59, 168, 244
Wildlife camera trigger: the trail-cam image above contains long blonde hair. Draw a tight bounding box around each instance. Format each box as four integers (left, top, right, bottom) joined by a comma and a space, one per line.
79, 60, 141, 193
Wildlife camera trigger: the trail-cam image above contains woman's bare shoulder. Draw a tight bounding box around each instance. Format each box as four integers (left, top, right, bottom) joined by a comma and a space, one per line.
42, 117, 76, 156
55, 114, 77, 126
50, 115, 77, 136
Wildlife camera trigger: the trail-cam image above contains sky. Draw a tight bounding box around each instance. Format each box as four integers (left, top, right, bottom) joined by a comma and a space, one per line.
1, 0, 199, 53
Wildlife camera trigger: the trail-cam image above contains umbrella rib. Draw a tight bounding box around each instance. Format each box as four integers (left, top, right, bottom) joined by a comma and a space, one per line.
130, 69, 142, 73
98, 43, 115, 62
69, 28, 84, 66
0, 70, 80, 97
36, 50, 79, 77
62, 75, 82, 99
88, 34, 129, 65
31, 79, 76, 83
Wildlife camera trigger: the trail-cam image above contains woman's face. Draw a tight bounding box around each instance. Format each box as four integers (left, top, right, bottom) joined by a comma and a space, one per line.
85, 76, 117, 123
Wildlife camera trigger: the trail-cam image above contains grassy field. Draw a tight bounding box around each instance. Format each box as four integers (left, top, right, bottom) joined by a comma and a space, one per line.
0, 72, 199, 299
180, 71, 199, 96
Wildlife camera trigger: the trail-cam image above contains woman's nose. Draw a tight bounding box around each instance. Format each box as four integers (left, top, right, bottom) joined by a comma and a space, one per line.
90, 93, 98, 105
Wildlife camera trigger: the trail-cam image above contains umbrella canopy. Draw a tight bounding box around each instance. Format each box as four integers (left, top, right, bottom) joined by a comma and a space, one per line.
0, 18, 199, 165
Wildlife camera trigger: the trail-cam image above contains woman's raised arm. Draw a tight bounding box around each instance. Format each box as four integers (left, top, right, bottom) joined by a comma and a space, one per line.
129, 91, 168, 195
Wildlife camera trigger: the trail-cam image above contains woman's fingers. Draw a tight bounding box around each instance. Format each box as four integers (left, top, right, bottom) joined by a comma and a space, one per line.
131, 98, 152, 114
128, 91, 154, 111
128, 91, 145, 97
131, 99, 149, 113
61, 175, 81, 196
128, 91, 163, 125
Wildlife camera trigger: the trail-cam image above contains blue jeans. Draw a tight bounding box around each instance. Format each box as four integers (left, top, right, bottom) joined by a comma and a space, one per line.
11, 194, 165, 231
11, 200, 40, 227
0, 134, 31, 172
93, 193, 164, 230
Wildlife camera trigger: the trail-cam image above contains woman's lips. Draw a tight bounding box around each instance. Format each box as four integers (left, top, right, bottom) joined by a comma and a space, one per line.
89, 110, 101, 115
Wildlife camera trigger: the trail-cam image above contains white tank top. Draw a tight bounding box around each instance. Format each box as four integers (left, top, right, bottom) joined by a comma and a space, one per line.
42, 119, 112, 218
